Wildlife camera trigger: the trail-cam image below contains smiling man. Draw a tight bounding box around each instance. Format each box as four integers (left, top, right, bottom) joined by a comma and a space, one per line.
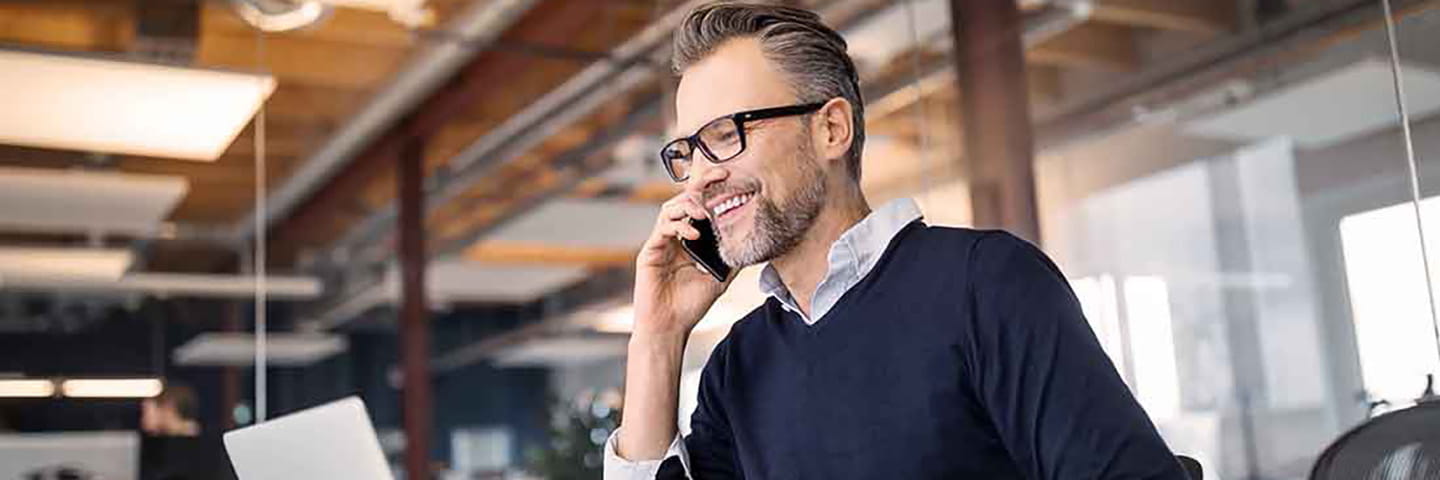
606, 2, 1188, 479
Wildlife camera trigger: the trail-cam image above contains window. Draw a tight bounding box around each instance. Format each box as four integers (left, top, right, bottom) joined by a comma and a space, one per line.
1339, 196, 1440, 403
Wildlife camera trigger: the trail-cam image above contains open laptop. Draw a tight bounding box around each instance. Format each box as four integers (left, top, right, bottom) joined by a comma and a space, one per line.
224, 396, 394, 480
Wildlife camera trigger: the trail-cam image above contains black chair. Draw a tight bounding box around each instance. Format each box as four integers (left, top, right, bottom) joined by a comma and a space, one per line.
1310, 399, 1440, 479
1177, 455, 1203, 480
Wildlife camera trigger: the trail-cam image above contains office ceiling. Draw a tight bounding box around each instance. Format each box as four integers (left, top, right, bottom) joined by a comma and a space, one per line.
3, 0, 1429, 332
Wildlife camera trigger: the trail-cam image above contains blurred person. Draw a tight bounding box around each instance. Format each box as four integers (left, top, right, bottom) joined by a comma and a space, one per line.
141, 385, 200, 437
607, 2, 1187, 479
140, 384, 234, 480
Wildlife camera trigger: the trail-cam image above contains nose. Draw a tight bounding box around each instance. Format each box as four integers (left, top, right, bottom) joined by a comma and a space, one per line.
684, 158, 729, 198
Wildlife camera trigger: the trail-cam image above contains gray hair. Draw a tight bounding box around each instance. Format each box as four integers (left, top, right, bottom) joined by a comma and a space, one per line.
672, 1, 866, 181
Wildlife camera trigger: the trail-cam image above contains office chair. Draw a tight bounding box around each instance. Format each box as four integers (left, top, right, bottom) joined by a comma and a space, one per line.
1310, 397, 1440, 479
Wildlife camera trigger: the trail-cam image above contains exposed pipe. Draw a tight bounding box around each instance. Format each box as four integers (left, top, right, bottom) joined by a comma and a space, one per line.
228, 0, 539, 243
309, 0, 890, 324
327, 0, 717, 261
328, 0, 897, 264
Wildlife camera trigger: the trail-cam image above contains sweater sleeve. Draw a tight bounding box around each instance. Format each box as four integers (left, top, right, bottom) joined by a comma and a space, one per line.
682, 336, 744, 479
603, 336, 743, 480
963, 232, 1188, 480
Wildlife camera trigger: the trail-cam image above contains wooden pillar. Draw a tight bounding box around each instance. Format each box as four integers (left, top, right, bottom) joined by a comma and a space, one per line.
398, 135, 433, 480
949, 0, 1041, 244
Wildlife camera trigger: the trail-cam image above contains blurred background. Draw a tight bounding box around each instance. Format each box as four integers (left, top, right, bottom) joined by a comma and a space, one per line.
0, 0, 1436, 478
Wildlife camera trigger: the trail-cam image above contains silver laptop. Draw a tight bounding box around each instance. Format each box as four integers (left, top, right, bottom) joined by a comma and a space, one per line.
224, 396, 394, 480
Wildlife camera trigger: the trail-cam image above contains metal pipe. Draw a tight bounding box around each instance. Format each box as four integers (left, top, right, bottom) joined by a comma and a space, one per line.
329, 0, 899, 263
327, 0, 716, 259
228, 0, 539, 243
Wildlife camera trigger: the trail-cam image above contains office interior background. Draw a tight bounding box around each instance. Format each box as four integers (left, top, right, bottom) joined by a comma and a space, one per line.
0, 0, 1437, 478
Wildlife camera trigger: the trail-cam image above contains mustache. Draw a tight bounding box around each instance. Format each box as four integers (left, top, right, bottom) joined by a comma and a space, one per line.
700, 179, 762, 206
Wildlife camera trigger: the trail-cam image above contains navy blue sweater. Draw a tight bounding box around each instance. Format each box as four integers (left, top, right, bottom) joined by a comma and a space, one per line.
679, 223, 1186, 479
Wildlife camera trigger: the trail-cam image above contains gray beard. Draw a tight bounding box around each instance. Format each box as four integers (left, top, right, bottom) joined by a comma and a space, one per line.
718, 152, 826, 268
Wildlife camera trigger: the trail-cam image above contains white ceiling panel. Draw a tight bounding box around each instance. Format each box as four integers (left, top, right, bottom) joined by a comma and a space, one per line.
173, 332, 347, 366
0, 167, 188, 235
0, 50, 274, 161
409, 260, 590, 303
309, 260, 589, 329
486, 199, 660, 250
1184, 59, 1440, 149
491, 335, 629, 368
0, 247, 133, 282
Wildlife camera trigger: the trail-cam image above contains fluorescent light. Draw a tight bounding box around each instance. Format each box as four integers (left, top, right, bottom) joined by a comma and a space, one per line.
0, 379, 56, 398
233, 0, 328, 32
0, 50, 275, 161
0, 247, 134, 282
61, 378, 163, 398
1, 273, 323, 300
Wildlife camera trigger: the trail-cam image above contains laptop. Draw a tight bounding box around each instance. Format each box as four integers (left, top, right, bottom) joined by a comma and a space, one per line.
224, 396, 394, 480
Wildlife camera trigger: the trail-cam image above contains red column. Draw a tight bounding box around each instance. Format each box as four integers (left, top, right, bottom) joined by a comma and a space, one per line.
398, 135, 433, 479
949, 0, 1041, 244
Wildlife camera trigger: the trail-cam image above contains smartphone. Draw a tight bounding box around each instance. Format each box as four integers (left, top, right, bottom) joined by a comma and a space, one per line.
680, 217, 733, 282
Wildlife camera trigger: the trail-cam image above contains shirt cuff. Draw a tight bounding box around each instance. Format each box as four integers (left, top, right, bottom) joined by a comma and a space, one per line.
603, 428, 689, 480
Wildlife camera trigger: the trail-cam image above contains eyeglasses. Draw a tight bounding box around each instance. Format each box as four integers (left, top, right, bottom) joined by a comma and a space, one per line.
658, 102, 826, 182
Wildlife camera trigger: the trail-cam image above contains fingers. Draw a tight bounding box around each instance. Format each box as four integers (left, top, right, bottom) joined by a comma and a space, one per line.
657, 216, 701, 240
661, 194, 709, 223
652, 194, 707, 243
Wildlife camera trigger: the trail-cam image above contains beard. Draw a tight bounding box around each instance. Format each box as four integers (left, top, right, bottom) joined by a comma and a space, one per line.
717, 140, 826, 268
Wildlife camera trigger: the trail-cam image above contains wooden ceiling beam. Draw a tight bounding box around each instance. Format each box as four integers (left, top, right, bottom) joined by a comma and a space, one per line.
196, 33, 410, 91
0, 2, 134, 53
270, 0, 613, 261
1090, 0, 1236, 35
262, 84, 372, 122
1027, 23, 1138, 71
1028, 64, 1062, 103
201, 4, 418, 50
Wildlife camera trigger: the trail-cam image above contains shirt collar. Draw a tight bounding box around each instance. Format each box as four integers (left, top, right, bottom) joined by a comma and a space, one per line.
757, 198, 923, 324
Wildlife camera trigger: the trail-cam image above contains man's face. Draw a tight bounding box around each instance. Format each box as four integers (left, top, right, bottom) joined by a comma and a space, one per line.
675, 37, 827, 268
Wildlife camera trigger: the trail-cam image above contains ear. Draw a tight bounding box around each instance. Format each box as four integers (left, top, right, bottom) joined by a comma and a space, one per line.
813, 97, 854, 168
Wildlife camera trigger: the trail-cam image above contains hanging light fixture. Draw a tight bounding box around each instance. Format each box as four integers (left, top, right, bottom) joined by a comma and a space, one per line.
230, 0, 329, 32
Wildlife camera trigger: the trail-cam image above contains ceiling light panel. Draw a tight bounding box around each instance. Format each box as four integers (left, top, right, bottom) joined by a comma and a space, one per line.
0, 247, 134, 282
0, 167, 187, 235
0, 50, 275, 161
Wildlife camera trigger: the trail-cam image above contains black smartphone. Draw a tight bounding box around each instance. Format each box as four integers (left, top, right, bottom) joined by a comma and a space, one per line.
680, 217, 733, 282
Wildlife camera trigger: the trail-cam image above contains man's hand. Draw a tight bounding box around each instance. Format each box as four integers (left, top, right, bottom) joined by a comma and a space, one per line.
633, 193, 732, 338
617, 193, 733, 461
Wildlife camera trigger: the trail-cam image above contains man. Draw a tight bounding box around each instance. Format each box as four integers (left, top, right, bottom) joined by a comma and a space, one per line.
606, 2, 1187, 479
